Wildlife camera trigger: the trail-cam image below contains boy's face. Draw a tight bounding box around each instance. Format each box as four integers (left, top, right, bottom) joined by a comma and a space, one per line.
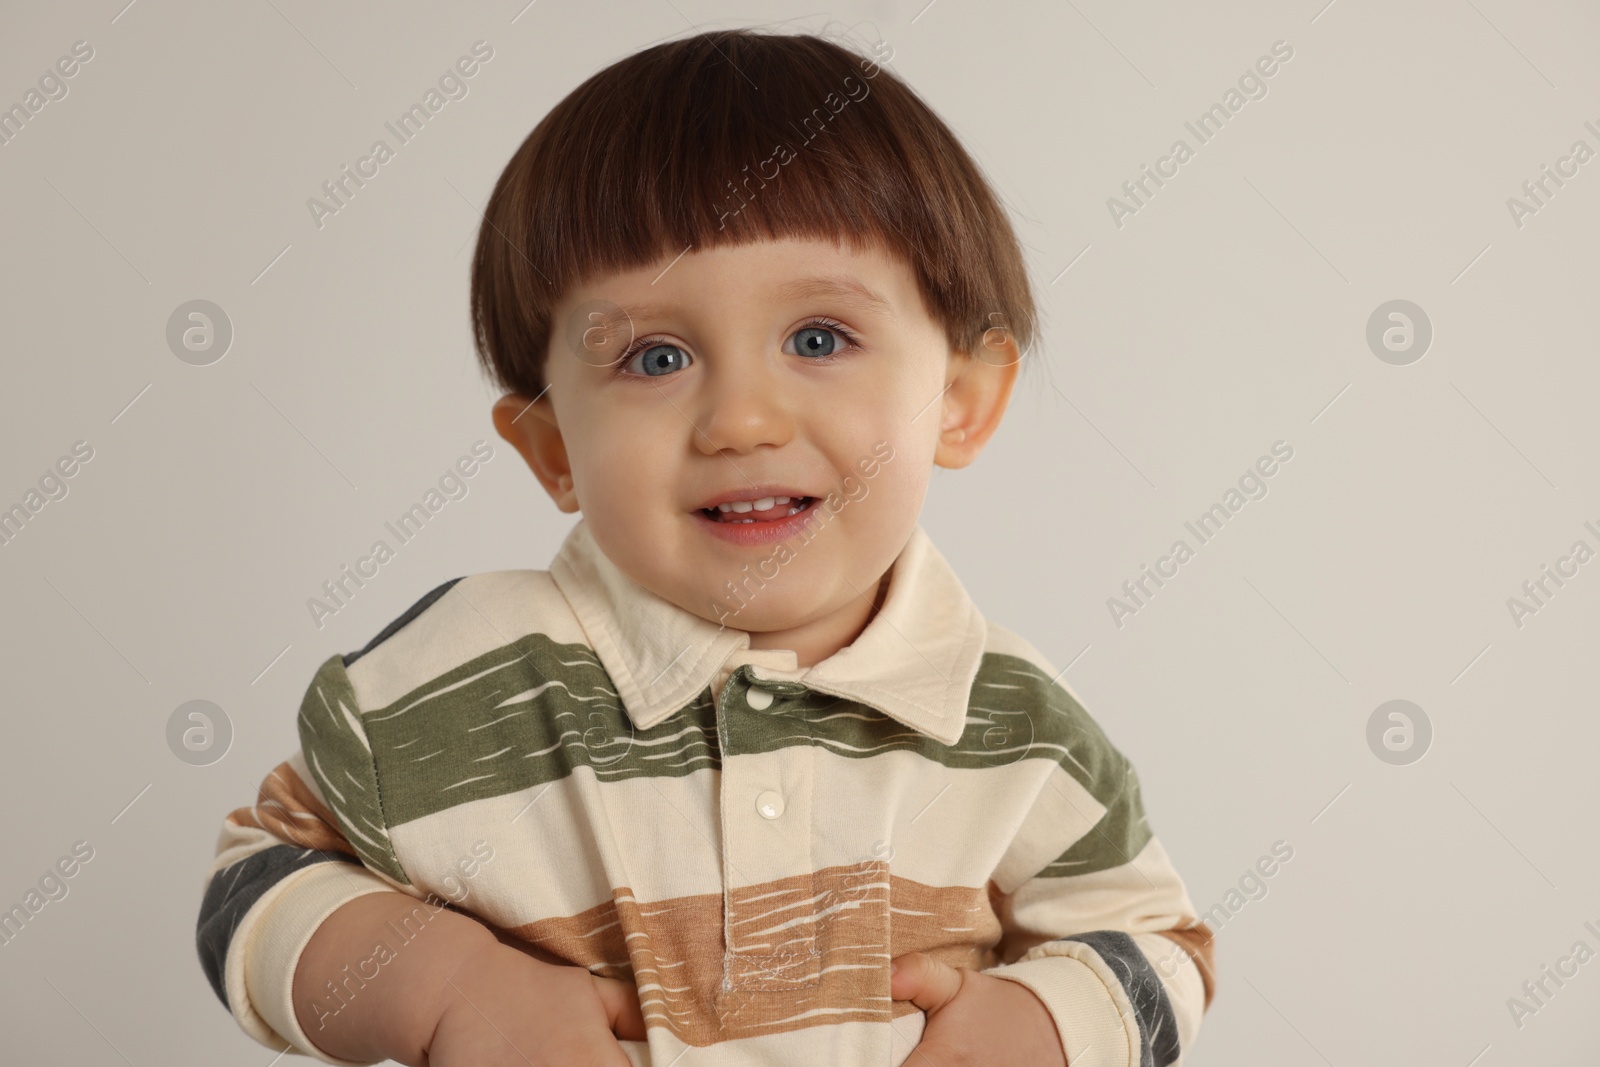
494, 236, 1016, 663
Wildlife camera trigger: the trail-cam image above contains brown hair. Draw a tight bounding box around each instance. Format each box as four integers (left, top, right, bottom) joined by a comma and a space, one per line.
470, 28, 1038, 398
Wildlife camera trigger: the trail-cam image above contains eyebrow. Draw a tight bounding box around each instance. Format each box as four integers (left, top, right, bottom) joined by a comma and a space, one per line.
607, 274, 895, 328
771, 276, 894, 316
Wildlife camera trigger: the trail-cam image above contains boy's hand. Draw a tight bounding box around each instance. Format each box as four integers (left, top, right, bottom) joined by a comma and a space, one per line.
425, 939, 647, 1066
890, 951, 1068, 1067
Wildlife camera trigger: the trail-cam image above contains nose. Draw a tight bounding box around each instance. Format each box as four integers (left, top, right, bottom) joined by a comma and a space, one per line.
691, 351, 795, 456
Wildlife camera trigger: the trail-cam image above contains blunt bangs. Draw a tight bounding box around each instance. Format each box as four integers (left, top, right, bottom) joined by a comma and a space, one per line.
471, 28, 1037, 397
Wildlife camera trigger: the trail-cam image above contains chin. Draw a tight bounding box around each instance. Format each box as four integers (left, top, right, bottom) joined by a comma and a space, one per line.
704, 587, 821, 633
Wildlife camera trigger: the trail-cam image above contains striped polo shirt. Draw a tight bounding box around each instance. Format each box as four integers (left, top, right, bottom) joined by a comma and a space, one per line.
196, 518, 1216, 1066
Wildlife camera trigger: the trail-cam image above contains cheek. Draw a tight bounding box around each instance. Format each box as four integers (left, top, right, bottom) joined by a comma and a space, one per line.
833, 366, 945, 452
866, 452, 933, 520
818, 389, 941, 511
875, 401, 943, 477
830, 431, 932, 530
567, 408, 668, 505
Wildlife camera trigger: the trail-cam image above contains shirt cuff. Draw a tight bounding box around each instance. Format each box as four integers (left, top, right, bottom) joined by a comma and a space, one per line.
228, 859, 401, 1066
983, 943, 1140, 1067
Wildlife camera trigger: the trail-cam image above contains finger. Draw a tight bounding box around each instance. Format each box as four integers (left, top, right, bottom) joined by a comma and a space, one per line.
543, 1030, 637, 1067
593, 1036, 639, 1067
593, 974, 649, 1041
888, 952, 965, 1013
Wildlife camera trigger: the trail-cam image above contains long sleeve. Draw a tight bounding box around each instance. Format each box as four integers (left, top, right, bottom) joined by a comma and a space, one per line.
979, 717, 1216, 1066
195, 654, 415, 1065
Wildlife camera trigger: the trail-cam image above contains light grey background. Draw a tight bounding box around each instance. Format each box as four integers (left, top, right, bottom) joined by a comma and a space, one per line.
2, 0, 1597, 1062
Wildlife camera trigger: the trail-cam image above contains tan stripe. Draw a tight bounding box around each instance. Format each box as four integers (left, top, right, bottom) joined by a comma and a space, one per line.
224, 760, 356, 858
385, 756, 1092, 921
488, 862, 1000, 1046
1155, 921, 1216, 1009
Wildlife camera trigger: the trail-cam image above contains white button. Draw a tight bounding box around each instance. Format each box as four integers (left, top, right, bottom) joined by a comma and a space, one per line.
755, 790, 785, 819
745, 685, 775, 710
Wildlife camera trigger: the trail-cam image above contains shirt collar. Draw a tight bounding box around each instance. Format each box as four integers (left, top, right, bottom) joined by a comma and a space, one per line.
548, 518, 987, 746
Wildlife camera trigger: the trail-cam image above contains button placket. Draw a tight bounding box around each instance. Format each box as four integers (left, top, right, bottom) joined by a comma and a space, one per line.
717, 664, 821, 994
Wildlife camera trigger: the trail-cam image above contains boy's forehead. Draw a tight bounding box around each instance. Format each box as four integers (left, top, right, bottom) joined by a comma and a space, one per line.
606, 276, 896, 327
570, 237, 913, 326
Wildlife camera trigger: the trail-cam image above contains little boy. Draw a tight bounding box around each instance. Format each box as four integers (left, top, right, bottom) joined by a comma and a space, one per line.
197, 28, 1215, 1067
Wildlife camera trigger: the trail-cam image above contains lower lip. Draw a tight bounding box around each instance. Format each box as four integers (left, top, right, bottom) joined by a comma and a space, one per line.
691, 499, 818, 547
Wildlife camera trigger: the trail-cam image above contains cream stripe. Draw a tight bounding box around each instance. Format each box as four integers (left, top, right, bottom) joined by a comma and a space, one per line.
234, 859, 406, 1066
386, 751, 1104, 929
288, 750, 326, 809
346, 570, 593, 712
1000, 835, 1199, 961
985, 947, 1136, 1067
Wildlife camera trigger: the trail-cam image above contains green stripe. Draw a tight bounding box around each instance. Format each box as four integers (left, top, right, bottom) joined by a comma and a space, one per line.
297, 655, 409, 885
969, 655, 1151, 877
356, 636, 1140, 851
1037, 759, 1152, 879
361, 633, 720, 828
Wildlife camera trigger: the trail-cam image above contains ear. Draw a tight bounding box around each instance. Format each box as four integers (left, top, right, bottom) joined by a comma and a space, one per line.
934, 329, 1020, 470
491, 392, 580, 512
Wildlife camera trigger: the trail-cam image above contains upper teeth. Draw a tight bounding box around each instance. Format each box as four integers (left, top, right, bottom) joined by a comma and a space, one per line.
716, 495, 793, 513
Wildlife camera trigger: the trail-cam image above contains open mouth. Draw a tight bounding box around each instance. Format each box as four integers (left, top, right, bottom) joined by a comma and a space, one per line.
698, 495, 816, 524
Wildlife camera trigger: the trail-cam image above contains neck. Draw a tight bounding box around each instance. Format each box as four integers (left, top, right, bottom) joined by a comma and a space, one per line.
747, 567, 892, 668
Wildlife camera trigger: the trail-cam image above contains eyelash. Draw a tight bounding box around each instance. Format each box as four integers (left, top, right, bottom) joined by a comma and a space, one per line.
611, 318, 862, 379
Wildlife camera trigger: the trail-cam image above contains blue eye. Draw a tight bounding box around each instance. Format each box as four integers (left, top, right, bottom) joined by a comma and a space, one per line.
626, 343, 691, 377
791, 326, 837, 357
614, 319, 858, 379
784, 319, 859, 360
